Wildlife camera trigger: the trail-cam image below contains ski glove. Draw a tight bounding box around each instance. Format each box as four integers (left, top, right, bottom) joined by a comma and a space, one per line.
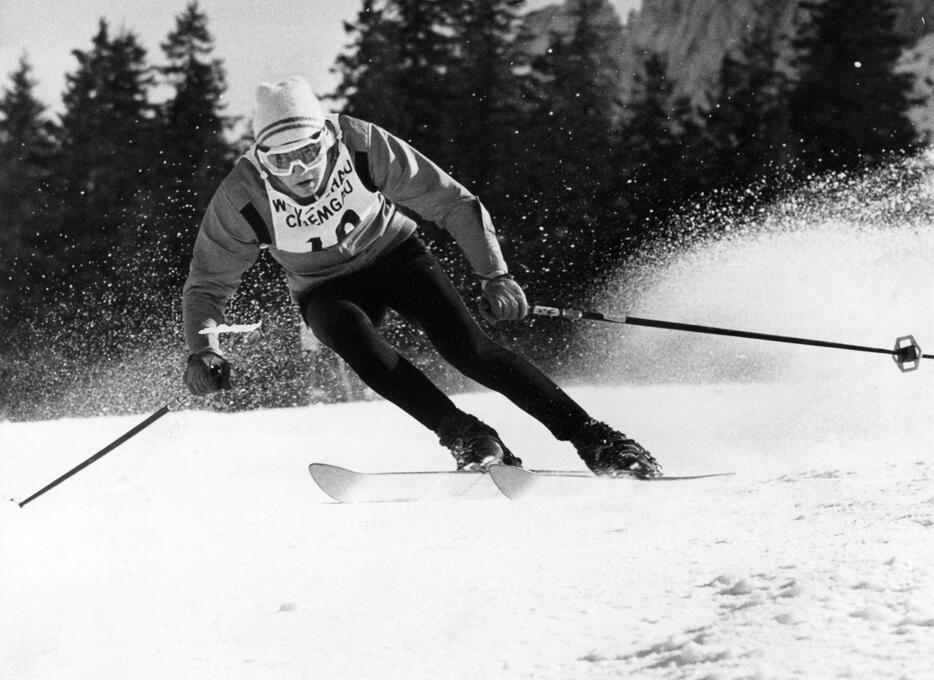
184, 349, 231, 396
479, 274, 529, 324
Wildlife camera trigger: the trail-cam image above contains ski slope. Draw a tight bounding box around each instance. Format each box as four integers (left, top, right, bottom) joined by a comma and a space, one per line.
2, 374, 933, 680
3, 163, 934, 679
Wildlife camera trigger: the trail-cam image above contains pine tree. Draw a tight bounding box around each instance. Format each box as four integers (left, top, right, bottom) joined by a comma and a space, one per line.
331, 1, 406, 130
391, 0, 460, 154
445, 0, 528, 191
0, 56, 59, 324
788, 0, 923, 174
702, 19, 792, 201
618, 52, 707, 243
152, 1, 234, 293
331, 0, 459, 157
412, 0, 534, 292
159, 1, 232, 186
331, 0, 485, 286
516, 0, 626, 300
51, 19, 156, 295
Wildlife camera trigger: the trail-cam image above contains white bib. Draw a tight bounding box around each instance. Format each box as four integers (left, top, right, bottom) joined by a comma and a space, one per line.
259, 134, 381, 254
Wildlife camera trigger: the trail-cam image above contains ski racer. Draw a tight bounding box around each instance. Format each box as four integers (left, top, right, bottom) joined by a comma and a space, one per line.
181, 75, 661, 478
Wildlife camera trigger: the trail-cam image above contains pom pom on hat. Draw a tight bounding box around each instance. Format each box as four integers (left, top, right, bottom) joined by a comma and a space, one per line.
252, 76, 326, 149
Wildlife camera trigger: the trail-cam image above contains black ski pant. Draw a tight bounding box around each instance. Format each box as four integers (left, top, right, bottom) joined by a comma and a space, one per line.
300, 236, 589, 440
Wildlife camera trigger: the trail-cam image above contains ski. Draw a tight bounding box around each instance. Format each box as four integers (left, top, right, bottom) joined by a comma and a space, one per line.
308, 463, 500, 503
309, 463, 735, 503
488, 465, 735, 500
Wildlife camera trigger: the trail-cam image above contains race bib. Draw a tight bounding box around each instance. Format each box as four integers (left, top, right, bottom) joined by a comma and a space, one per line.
262, 141, 381, 254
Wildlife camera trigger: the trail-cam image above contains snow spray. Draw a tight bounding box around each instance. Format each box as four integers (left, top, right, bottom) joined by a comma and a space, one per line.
585, 150, 934, 385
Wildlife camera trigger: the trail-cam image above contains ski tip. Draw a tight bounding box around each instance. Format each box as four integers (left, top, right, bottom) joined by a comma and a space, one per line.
487, 464, 537, 500
308, 463, 500, 503
309, 463, 358, 503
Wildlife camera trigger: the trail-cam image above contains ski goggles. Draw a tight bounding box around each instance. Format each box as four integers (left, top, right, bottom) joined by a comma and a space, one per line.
256, 130, 331, 177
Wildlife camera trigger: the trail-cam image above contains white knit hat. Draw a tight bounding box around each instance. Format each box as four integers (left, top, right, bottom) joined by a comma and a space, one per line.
252, 76, 326, 149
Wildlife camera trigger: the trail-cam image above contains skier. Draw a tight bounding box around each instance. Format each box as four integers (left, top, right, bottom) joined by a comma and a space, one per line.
181, 76, 661, 478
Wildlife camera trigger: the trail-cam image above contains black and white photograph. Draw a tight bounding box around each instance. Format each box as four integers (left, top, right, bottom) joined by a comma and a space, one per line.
2, 1, 934, 678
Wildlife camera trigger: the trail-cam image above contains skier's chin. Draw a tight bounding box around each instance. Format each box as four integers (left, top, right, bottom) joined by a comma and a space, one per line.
285, 177, 320, 197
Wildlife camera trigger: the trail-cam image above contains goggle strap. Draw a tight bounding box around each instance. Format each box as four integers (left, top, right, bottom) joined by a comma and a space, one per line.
255, 117, 323, 148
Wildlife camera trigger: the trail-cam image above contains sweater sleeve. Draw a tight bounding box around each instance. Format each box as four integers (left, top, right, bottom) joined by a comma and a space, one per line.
182, 186, 261, 354
360, 120, 508, 279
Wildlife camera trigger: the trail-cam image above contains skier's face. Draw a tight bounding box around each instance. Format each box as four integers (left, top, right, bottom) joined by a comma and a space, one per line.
258, 129, 332, 197
278, 158, 329, 198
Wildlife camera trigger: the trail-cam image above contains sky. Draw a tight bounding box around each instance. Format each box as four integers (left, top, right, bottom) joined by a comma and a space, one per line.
0, 0, 642, 124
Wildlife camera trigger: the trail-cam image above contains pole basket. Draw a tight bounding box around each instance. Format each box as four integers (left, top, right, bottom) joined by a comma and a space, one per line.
893, 335, 922, 372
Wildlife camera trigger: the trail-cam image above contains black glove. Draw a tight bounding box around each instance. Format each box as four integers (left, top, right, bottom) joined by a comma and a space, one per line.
184, 349, 232, 396
479, 274, 529, 324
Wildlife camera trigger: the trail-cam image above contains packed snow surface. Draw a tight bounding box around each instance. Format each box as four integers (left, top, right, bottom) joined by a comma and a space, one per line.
3, 169, 934, 679
1, 379, 933, 680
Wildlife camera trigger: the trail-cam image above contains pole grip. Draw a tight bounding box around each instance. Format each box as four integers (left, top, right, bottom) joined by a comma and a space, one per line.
531, 304, 581, 320
531, 304, 627, 323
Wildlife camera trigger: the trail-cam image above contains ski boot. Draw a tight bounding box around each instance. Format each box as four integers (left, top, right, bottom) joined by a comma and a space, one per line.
437, 411, 522, 471
571, 419, 662, 478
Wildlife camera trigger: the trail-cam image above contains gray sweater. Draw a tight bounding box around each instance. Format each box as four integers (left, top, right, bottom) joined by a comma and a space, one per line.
182, 114, 508, 354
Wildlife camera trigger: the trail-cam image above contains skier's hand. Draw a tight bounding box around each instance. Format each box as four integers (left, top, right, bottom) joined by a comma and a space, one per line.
184, 349, 232, 396
479, 274, 528, 324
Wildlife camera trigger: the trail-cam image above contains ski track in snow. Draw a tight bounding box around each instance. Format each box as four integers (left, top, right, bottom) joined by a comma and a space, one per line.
1, 381, 933, 680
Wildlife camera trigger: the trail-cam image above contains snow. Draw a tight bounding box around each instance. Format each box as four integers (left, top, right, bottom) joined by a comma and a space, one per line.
2, 377, 933, 679
3, 165, 934, 679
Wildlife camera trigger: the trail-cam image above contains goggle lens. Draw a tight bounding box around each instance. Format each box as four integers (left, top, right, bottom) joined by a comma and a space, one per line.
267, 138, 322, 170
258, 131, 328, 176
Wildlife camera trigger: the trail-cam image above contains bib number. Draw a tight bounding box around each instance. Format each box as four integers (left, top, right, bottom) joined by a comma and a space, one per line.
305, 209, 361, 251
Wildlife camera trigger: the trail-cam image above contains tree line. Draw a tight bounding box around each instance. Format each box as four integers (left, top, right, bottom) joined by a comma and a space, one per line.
0, 0, 928, 417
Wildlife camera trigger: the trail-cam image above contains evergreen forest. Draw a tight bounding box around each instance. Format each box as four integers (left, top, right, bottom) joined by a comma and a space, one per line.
0, 0, 929, 419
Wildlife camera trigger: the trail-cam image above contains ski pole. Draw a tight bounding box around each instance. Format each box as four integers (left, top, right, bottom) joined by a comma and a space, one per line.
17, 395, 187, 508
531, 304, 929, 373
16, 322, 260, 508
